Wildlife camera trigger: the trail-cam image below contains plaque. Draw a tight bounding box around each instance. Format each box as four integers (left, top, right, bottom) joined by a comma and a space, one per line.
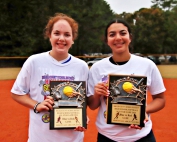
50, 81, 87, 129
106, 75, 147, 127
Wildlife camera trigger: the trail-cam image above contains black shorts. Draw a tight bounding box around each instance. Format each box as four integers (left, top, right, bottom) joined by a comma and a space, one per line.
97, 129, 156, 142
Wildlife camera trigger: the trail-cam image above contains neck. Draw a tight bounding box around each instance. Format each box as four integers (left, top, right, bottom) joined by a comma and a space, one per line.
49, 50, 69, 61
112, 52, 131, 62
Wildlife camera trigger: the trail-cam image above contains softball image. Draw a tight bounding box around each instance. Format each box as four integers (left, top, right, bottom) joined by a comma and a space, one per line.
63, 86, 73, 97
122, 82, 133, 93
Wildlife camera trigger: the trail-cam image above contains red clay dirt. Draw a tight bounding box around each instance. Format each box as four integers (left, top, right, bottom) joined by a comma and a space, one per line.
0, 79, 177, 142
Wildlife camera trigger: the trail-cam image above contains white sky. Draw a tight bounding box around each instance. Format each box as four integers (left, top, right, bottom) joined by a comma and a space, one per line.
104, 0, 153, 14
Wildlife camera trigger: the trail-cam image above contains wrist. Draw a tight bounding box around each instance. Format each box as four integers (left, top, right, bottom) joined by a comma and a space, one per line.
33, 102, 41, 113
94, 93, 101, 98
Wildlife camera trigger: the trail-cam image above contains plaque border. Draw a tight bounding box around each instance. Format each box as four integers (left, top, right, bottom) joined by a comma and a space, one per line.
49, 81, 87, 129
106, 74, 147, 127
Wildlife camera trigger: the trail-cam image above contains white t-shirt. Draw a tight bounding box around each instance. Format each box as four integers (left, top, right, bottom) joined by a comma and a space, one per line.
87, 54, 166, 142
11, 51, 89, 142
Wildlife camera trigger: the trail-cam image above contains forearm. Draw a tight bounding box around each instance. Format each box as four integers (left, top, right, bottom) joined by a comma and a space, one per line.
146, 93, 165, 114
87, 95, 101, 110
12, 93, 54, 113
11, 93, 37, 109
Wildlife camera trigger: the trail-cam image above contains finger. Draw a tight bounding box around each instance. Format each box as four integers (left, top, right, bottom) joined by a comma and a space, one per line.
129, 124, 142, 130
95, 88, 109, 96
74, 126, 86, 132
134, 125, 142, 130
144, 118, 148, 123
44, 103, 53, 110
96, 83, 107, 90
40, 101, 53, 110
87, 116, 90, 124
45, 96, 54, 104
144, 113, 149, 123
37, 103, 50, 112
44, 99, 54, 105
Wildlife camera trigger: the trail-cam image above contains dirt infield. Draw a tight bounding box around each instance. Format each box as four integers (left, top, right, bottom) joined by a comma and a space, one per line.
0, 65, 177, 80
1, 79, 177, 142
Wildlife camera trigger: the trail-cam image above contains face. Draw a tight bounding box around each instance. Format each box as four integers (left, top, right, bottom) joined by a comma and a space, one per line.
107, 23, 131, 54
49, 19, 73, 55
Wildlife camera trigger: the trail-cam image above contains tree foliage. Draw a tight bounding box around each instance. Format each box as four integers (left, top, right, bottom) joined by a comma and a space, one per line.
115, 1, 177, 54
133, 8, 166, 54
0, 0, 115, 56
0, 0, 177, 56
152, 0, 177, 10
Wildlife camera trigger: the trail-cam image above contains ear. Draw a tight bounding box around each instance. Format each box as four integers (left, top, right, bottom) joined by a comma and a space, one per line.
72, 41, 74, 44
49, 34, 51, 41
129, 34, 133, 41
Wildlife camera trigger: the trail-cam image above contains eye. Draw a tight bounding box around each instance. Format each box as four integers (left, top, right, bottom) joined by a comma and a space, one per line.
120, 32, 126, 36
54, 32, 59, 35
120, 30, 127, 36
65, 33, 71, 37
109, 32, 115, 37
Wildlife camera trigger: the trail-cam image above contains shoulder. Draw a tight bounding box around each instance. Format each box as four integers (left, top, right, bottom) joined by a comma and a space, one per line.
23, 52, 48, 67
131, 54, 156, 65
28, 52, 48, 60
90, 57, 109, 71
71, 55, 88, 68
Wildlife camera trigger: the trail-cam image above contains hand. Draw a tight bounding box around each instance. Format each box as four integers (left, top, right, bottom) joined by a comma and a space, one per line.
94, 82, 109, 97
36, 96, 54, 112
144, 113, 149, 123
87, 116, 90, 124
74, 126, 86, 132
129, 113, 148, 130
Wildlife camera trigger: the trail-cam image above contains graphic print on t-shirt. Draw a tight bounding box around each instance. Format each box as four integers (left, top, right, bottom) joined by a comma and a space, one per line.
39, 74, 75, 123
39, 74, 75, 99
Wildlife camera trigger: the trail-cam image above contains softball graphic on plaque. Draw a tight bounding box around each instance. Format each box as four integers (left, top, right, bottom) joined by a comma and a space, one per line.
50, 81, 87, 129
106, 74, 147, 127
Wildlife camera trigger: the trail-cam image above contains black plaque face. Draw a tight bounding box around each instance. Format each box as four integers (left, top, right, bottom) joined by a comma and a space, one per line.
106, 75, 147, 127
50, 81, 87, 129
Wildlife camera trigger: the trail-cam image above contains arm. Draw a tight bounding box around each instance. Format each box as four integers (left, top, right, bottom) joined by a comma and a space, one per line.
129, 92, 165, 130
146, 92, 165, 114
87, 82, 109, 110
11, 93, 54, 112
146, 63, 166, 113
87, 94, 101, 110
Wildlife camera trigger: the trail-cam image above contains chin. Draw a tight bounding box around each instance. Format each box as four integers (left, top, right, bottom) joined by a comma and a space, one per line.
55, 49, 66, 54
115, 49, 125, 53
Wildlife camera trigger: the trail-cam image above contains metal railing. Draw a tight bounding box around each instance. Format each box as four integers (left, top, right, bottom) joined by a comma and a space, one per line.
0, 54, 177, 67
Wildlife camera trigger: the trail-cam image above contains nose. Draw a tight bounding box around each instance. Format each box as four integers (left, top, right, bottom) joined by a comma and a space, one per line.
58, 35, 64, 41
115, 33, 121, 40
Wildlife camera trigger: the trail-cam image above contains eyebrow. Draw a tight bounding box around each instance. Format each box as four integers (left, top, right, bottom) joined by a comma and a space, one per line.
54, 30, 71, 33
108, 29, 127, 34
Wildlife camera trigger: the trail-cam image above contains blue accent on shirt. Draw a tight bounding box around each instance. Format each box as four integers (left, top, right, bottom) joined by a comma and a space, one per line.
62, 56, 71, 64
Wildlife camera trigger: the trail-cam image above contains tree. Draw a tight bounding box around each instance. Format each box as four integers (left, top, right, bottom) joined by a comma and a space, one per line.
152, 0, 177, 11
163, 5, 177, 53
132, 8, 167, 54
0, 0, 115, 56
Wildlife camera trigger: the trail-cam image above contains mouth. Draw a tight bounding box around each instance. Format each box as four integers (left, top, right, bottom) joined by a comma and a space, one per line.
114, 42, 124, 47
56, 43, 67, 47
